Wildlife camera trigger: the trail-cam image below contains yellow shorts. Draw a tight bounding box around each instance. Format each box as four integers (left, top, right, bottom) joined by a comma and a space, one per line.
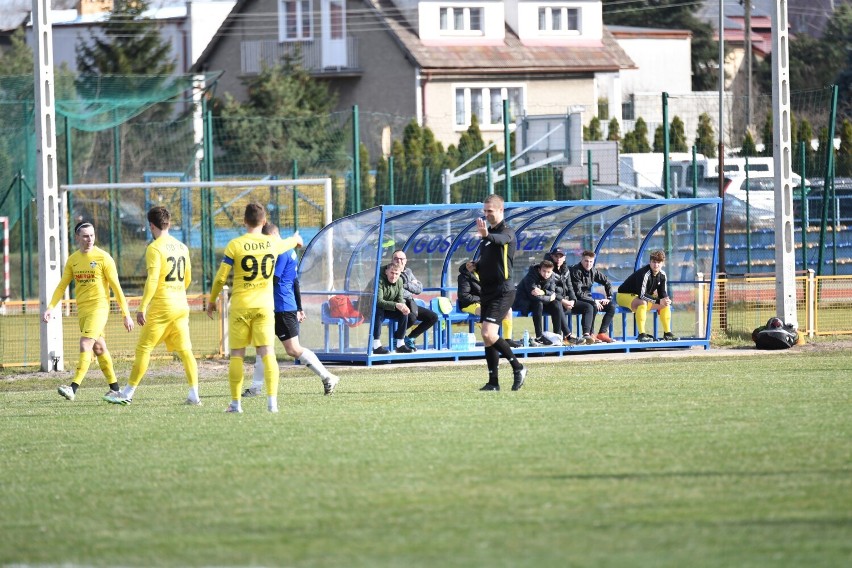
229, 308, 275, 349
136, 307, 193, 353
461, 303, 480, 316
616, 292, 638, 311
79, 306, 109, 339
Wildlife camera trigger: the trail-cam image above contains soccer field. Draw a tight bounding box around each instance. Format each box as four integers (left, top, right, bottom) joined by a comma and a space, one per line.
1, 349, 850, 567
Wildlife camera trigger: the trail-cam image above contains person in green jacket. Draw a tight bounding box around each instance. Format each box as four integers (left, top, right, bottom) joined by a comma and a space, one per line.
371, 263, 414, 354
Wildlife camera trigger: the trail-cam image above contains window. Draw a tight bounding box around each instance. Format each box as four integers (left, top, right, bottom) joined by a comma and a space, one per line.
454, 86, 525, 128
439, 7, 483, 33
279, 0, 312, 41
537, 7, 579, 33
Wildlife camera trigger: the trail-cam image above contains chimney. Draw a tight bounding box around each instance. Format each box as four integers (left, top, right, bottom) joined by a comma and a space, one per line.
77, 0, 114, 16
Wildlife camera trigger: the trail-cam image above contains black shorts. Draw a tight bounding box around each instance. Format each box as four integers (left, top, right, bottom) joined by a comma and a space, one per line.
481, 288, 515, 325
274, 311, 300, 342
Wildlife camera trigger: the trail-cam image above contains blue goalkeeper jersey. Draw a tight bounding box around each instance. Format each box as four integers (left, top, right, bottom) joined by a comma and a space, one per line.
272, 248, 299, 312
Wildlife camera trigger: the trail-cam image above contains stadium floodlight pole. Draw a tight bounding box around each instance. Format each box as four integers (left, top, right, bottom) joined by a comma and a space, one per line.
771, 0, 798, 329
33, 0, 65, 372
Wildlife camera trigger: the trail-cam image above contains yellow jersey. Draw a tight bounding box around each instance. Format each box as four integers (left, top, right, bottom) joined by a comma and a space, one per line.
138, 234, 191, 314
209, 233, 300, 311
48, 246, 130, 317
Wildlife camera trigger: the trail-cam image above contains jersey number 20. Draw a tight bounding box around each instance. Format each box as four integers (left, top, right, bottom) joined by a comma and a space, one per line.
165, 256, 186, 282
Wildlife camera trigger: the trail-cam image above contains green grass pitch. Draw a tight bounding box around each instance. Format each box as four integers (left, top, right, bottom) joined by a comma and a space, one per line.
1, 350, 850, 567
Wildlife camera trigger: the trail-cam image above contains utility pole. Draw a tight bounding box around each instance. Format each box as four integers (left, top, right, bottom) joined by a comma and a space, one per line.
33, 0, 65, 371
744, 0, 753, 130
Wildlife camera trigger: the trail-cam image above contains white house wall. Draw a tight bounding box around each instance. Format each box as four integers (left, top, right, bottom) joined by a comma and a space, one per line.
616, 36, 691, 94
423, 75, 595, 151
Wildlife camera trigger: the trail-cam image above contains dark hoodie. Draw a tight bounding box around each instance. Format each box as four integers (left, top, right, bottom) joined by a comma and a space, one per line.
544, 253, 576, 304
513, 263, 557, 313
457, 263, 482, 310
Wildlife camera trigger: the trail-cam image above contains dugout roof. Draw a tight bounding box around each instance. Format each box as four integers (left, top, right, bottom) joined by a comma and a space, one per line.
298, 198, 722, 362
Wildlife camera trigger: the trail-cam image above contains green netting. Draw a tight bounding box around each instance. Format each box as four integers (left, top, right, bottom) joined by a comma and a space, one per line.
0, 73, 218, 130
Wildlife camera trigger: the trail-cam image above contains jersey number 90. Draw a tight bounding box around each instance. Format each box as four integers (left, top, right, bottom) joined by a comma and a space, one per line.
241, 254, 275, 281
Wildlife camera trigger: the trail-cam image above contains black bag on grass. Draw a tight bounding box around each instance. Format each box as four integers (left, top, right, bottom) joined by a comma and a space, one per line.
752, 317, 798, 350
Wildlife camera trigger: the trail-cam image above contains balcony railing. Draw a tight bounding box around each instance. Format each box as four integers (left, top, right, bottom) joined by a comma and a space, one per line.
241, 38, 359, 74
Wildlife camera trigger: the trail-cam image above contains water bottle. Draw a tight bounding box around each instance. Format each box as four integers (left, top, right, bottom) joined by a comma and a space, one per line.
522, 330, 530, 348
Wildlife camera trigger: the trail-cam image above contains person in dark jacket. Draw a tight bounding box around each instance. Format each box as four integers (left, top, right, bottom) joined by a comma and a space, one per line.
569, 250, 616, 343
457, 260, 520, 348
616, 249, 678, 342
476, 194, 526, 391
545, 248, 591, 344
513, 259, 564, 345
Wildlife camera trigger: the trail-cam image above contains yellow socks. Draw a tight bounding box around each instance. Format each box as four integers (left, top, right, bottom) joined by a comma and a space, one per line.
128, 349, 151, 388
659, 305, 672, 333
229, 356, 244, 400
635, 302, 649, 334
502, 318, 513, 341
176, 350, 199, 389
73, 351, 93, 385
262, 353, 278, 397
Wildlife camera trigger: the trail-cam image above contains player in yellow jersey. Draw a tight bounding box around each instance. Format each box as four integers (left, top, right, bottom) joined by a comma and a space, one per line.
42, 221, 134, 401
206, 203, 302, 413
104, 206, 201, 406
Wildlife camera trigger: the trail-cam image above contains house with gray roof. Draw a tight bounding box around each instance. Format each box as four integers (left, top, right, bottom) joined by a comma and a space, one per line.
193, 0, 635, 152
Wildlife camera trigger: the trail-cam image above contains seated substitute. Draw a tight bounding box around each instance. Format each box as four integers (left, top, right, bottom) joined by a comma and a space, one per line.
371, 263, 414, 354
616, 249, 679, 342
544, 248, 590, 344
392, 250, 438, 351
512, 259, 565, 345
570, 250, 616, 344
457, 259, 520, 348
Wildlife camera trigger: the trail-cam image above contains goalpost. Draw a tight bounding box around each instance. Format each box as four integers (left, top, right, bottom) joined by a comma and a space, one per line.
43, 178, 333, 369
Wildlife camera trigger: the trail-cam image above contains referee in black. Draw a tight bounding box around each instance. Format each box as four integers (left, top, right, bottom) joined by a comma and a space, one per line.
476, 194, 526, 391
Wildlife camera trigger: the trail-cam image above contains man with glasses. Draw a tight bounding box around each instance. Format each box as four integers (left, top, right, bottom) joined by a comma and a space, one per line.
42, 221, 134, 401
392, 250, 438, 351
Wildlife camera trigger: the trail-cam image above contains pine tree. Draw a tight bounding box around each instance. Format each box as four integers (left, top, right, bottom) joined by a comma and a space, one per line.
761, 112, 773, 157
587, 117, 603, 141
631, 118, 651, 153
653, 125, 665, 153
76, 0, 176, 76
671, 116, 688, 152
607, 118, 621, 142
838, 119, 852, 177
215, 59, 344, 176
798, 119, 816, 171
694, 113, 716, 158
403, 121, 424, 198
740, 130, 758, 157
0, 29, 33, 75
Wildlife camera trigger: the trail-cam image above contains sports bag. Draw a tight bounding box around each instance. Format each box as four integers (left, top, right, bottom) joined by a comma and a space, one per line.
328, 295, 365, 327
752, 317, 798, 350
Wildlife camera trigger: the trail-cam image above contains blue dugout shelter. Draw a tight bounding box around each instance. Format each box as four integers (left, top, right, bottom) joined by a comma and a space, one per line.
296, 198, 722, 365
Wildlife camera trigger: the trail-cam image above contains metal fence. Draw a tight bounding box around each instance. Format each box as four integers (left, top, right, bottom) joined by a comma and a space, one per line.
1, 274, 850, 367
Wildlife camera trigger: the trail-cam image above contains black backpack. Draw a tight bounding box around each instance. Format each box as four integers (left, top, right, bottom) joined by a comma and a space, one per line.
752, 317, 798, 350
